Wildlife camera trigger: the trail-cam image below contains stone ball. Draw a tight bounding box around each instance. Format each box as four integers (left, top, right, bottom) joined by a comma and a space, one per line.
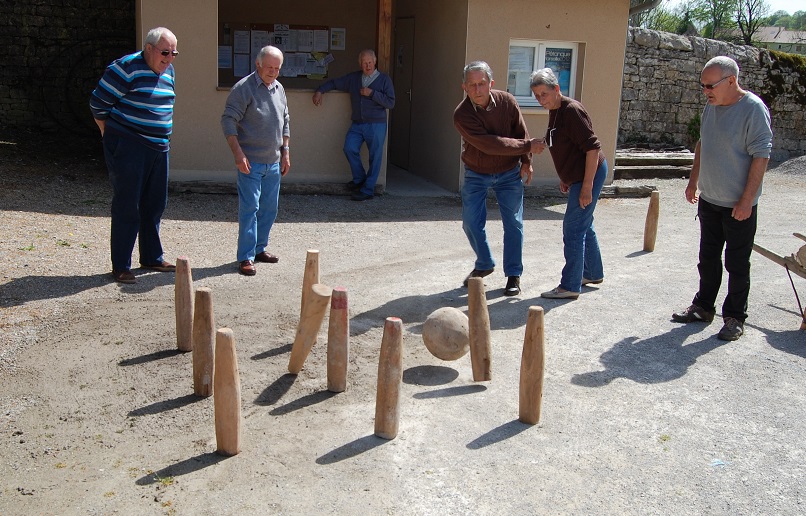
422, 307, 470, 361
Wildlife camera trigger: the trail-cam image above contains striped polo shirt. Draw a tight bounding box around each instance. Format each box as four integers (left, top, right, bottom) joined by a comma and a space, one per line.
90, 51, 175, 152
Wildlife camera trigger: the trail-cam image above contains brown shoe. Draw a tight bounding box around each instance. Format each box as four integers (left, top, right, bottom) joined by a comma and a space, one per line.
142, 260, 176, 272
112, 269, 136, 284
255, 251, 279, 263
239, 260, 256, 276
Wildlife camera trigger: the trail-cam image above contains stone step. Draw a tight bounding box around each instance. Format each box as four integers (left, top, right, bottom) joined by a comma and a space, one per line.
615, 152, 694, 166
614, 165, 692, 180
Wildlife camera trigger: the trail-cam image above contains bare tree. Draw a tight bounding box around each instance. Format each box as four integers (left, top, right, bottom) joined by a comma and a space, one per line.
736, 0, 770, 44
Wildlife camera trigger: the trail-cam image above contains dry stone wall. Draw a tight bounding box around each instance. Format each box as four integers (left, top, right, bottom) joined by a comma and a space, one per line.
0, 0, 134, 136
621, 27, 805, 160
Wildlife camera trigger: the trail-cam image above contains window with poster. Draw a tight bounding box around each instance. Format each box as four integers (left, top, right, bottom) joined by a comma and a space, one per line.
507, 40, 580, 108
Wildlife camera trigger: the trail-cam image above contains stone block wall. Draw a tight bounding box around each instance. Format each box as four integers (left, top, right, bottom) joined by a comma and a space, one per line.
621, 27, 806, 160
0, 0, 134, 136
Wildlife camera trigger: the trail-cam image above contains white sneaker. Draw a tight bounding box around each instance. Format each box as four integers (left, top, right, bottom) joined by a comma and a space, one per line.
540, 286, 579, 299
582, 277, 603, 286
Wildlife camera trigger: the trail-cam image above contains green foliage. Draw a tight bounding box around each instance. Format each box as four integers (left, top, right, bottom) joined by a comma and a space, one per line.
763, 10, 805, 29
687, 112, 701, 147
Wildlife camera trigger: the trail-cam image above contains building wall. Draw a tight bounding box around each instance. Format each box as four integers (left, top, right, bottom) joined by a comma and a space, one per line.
395, 0, 469, 191
620, 27, 806, 159
136, 0, 382, 184
0, 0, 135, 135
465, 0, 630, 186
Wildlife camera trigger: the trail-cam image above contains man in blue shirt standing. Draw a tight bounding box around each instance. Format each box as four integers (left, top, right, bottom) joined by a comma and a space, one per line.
90, 27, 178, 284
312, 50, 395, 201
221, 46, 291, 277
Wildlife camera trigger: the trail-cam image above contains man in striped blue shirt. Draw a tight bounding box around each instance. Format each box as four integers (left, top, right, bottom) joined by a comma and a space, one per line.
90, 27, 178, 284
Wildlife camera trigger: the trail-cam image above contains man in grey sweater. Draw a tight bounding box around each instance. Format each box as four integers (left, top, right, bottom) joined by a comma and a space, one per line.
221, 46, 291, 276
672, 56, 773, 340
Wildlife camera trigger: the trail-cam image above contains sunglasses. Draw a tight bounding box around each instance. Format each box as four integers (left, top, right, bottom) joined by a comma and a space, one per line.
700, 75, 730, 90
157, 48, 179, 57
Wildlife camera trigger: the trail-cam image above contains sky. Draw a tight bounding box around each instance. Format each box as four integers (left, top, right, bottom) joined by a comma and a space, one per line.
666, 0, 803, 15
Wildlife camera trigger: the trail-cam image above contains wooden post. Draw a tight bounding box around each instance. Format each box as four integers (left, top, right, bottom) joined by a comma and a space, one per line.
519, 307, 546, 425
300, 249, 320, 316
214, 328, 241, 456
467, 277, 492, 381
374, 317, 403, 440
174, 256, 193, 352
327, 287, 349, 392
288, 283, 333, 374
376, 0, 392, 73
192, 287, 215, 397
643, 190, 660, 252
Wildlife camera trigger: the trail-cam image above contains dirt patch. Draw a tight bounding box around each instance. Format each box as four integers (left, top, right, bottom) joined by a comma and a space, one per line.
1, 135, 805, 514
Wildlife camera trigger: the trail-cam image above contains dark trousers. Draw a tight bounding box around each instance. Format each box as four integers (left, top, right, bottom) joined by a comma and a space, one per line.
103, 132, 169, 271
692, 198, 757, 322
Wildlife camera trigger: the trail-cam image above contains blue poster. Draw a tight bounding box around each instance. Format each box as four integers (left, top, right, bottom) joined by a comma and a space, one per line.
544, 47, 573, 96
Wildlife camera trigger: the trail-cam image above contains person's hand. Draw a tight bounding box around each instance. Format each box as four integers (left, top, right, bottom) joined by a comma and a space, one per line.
732, 200, 752, 221
281, 152, 291, 176
530, 138, 546, 154
579, 185, 593, 209
360, 87, 373, 97
559, 181, 569, 194
312, 91, 323, 106
235, 153, 250, 174
684, 182, 698, 204
520, 163, 533, 185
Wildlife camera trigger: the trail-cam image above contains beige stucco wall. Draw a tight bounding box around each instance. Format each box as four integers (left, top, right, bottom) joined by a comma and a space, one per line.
138, 0, 630, 190
395, 0, 470, 192
136, 0, 382, 184
465, 0, 630, 185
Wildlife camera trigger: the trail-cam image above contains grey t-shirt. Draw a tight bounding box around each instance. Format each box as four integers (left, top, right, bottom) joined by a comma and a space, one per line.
698, 91, 772, 208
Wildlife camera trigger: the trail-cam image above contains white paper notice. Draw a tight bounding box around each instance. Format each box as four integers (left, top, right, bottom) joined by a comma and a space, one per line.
281, 52, 307, 77
314, 30, 329, 52
251, 30, 270, 59
330, 28, 346, 51
296, 30, 314, 52
273, 24, 290, 51
233, 31, 250, 54
218, 46, 233, 69
234, 54, 251, 78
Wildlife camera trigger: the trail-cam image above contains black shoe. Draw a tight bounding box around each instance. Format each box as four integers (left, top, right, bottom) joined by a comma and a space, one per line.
672, 304, 715, 323
463, 268, 494, 287
504, 276, 521, 296
351, 191, 373, 201
346, 180, 364, 191
717, 317, 744, 341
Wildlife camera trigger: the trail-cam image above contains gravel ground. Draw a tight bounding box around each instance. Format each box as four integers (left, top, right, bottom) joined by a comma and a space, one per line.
1, 132, 805, 514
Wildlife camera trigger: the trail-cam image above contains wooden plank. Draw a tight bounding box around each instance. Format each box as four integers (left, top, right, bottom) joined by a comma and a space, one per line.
753, 243, 806, 280
376, 0, 392, 73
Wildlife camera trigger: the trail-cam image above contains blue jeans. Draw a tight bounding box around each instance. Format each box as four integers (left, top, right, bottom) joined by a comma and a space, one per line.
560, 159, 608, 292
237, 162, 281, 262
103, 132, 168, 271
344, 122, 386, 196
692, 198, 757, 322
461, 165, 524, 277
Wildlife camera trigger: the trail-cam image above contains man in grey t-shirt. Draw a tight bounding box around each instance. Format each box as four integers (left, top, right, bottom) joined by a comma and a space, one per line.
222, 46, 291, 276
672, 56, 773, 341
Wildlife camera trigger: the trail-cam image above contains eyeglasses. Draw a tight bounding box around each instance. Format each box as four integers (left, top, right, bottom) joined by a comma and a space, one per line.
157, 48, 179, 57
700, 76, 730, 90
547, 128, 556, 148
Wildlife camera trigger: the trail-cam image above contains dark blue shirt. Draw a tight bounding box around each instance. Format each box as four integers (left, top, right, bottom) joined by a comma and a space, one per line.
317, 70, 395, 123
